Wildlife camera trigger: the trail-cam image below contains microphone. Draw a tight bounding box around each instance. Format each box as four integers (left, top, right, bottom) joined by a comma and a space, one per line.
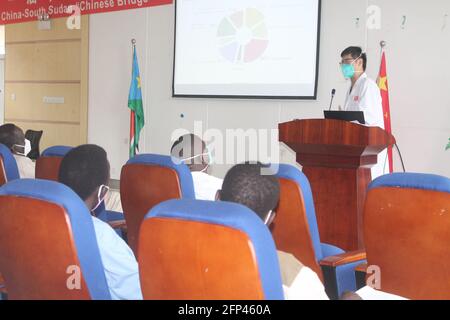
328, 89, 336, 111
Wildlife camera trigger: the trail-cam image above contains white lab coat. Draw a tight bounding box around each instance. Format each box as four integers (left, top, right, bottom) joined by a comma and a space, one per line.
344, 73, 387, 179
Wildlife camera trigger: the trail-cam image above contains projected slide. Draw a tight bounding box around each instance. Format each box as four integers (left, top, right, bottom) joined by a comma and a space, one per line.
174, 0, 321, 98
217, 8, 269, 64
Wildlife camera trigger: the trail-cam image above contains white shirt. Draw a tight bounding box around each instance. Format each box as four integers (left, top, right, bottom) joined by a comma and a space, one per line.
191, 171, 223, 201
344, 73, 387, 179
13, 154, 35, 179
344, 73, 384, 128
356, 286, 408, 300
92, 216, 142, 300
277, 251, 329, 300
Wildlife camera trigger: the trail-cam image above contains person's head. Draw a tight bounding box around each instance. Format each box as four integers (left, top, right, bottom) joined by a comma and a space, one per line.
58, 144, 110, 212
340, 46, 367, 79
170, 133, 211, 172
0, 123, 30, 156
217, 162, 280, 226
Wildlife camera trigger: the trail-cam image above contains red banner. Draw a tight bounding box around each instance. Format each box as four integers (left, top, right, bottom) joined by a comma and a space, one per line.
0, 0, 173, 25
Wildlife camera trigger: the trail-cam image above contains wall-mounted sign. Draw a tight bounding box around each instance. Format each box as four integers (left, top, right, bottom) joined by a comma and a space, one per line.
1, 0, 173, 25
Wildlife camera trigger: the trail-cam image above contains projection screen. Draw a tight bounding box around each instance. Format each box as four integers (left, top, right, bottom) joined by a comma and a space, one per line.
173, 0, 321, 99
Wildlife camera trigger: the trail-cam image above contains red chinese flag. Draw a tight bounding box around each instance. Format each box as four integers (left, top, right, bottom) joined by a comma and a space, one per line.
378, 52, 394, 173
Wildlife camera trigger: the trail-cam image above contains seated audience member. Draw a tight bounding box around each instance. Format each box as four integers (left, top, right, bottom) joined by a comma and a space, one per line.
0, 123, 35, 178
171, 133, 223, 201
0, 123, 122, 212
58, 144, 142, 300
217, 163, 329, 300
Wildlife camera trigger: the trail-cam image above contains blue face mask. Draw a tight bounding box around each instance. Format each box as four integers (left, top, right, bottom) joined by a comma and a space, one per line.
341, 63, 355, 79
341, 53, 363, 79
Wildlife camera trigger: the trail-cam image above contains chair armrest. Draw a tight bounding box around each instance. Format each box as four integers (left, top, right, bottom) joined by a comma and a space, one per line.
354, 262, 368, 290
108, 219, 127, 230
319, 249, 366, 267
355, 262, 368, 273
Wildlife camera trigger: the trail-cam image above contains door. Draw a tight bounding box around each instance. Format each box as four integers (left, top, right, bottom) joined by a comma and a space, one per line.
4, 17, 88, 150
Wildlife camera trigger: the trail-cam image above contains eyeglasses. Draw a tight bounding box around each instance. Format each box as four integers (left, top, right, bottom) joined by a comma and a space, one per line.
339, 53, 363, 65
339, 57, 359, 65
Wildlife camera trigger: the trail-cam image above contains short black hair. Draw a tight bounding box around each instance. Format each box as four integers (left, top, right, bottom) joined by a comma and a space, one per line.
170, 133, 206, 159
341, 46, 367, 71
0, 123, 25, 150
220, 162, 280, 221
58, 144, 110, 201
170, 133, 208, 171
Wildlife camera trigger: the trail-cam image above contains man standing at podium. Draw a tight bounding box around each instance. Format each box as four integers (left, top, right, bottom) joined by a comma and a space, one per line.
340, 46, 386, 179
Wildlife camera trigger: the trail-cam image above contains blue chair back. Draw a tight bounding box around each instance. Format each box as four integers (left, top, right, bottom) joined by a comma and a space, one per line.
0, 144, 20, 182
0, 179, 111, 300
41, 145, 73, 157
120, 154, 195, 253
138, 199, 284, 300
369, 172, 450, 192
126, 154, 195, 198
35, 146, 73, 181
365, 173, 450, 299
273, 164, 364, 298
275, 164, 323, 260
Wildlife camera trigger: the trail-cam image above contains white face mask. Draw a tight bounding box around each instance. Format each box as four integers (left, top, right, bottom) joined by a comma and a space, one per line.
181, 148, 214, 166
13, 139, 32, 156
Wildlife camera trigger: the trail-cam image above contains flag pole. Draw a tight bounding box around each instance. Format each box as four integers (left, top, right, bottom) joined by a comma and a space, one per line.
379, 40, 386, 64
377, 41, 386, 84
380, 40, 386, 173
130, 39, 137, 158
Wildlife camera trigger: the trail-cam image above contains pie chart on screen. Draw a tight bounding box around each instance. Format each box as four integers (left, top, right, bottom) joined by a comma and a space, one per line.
217, 8, 269, 63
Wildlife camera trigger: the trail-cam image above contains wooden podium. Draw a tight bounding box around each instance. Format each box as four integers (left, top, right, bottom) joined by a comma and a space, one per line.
279, 119, 396, 251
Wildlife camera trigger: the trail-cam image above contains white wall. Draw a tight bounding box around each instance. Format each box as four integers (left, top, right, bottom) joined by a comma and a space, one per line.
0, 25, 4, 125
0, 59, 4, 125
88, 9, 148, 178
366, 0, 450, 177
0, 25, 4, 55
89, 0, 450, 179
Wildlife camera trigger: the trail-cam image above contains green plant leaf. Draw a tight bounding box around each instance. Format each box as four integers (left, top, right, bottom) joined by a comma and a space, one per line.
447, 138, 450, 151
